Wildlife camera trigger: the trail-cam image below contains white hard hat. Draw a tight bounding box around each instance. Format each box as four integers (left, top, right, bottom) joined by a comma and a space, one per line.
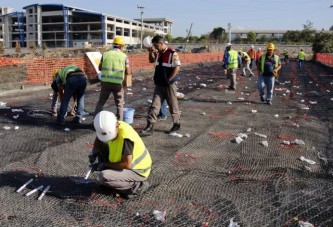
94, 111, 118, 142
251, 45, 254, 49
227, 43, 232, 47
143, 36, 152, 48
258, 47, 262, 51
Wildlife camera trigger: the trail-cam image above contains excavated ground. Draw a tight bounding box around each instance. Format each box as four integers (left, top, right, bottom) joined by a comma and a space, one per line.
0, 60, 332, 226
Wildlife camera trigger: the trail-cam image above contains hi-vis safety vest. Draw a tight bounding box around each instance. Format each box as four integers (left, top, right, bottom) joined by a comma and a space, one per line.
107, 121, 152, 177
101, 50, 127, 84
227, 50, 238, 69
298, 51, 305, 60
59, 65, 81, 85
260, 53, 279, 73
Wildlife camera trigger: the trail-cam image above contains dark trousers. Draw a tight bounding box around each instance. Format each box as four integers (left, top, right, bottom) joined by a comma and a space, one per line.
94, 81, 124, 120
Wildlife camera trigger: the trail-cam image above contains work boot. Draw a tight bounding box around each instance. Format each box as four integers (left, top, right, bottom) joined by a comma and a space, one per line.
165, 123, 180, 134
260, 96, 265, 102
139, 123, 154, 136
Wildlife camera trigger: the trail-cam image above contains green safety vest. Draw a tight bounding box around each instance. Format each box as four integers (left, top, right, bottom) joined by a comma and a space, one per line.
228, 50, 238, 69
107, 121, 152, 177
298, 51, 305, 60
59, 65, 81, 85
101, 50, 127, 84
260, 53, 279, 72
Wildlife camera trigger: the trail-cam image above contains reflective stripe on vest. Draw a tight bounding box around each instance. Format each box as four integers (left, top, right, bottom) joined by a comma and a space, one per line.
260, 54, 279, 72
101, 50, 127, 84
59, 65, 80, 85
228, 50, 238, 69
107, 121, 152, 177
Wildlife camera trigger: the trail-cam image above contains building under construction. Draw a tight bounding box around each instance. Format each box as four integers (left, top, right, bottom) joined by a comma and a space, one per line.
0, 4, 173, 48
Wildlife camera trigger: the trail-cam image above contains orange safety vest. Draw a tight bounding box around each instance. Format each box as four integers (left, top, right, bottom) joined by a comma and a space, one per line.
248, 49, 256, 59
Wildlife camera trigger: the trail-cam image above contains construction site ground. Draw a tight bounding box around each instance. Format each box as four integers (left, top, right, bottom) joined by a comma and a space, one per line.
0, 60, 332, 226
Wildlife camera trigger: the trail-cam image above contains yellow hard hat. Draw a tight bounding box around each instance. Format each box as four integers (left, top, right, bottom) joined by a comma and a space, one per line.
267, 43, 275, 50
113, 37, 125, 45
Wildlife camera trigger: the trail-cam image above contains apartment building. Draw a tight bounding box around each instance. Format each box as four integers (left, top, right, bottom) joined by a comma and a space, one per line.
0, 4, 172, 48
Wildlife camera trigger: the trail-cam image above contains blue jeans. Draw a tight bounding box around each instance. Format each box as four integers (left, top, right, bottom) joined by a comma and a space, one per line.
257, 75, 275, 101
57, 75, 87, 122
298, 60, 304, 68
158, 100, 168, 117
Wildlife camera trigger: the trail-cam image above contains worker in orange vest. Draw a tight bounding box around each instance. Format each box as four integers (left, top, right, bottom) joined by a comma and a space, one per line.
256, 47, 263, 66
247, 45, 256, 69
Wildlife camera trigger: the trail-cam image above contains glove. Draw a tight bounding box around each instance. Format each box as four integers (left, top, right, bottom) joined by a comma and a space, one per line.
88, 150, 98, 164
90, 163, 104, 172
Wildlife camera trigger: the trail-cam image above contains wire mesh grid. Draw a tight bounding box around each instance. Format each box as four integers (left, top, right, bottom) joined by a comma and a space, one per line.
0, 61, 333, 226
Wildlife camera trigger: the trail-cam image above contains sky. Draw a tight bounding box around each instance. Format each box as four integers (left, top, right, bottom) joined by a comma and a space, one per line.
1, 0, 332, 37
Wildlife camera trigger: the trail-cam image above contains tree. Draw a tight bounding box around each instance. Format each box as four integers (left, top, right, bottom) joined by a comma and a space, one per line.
210, 27, 225, 43
247, 31, 256, 43
164, 34, 173, 43
303, 20, 314, 31
312, 32, 333, 53
329, 25, 333, 31
258, 35, 267, 43
198, 35, 209, 44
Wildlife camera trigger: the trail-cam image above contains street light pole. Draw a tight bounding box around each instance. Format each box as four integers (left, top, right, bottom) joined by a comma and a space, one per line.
228, 23, 231, 43
137, 5, 144, 49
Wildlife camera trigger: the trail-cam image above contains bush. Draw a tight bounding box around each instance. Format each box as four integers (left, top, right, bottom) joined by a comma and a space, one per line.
312, 33, 333, 53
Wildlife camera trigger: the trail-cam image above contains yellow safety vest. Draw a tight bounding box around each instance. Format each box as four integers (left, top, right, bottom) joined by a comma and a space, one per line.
59, 65, 81, 85
228, 50, 238, 69
101, 50, 127, 84
108, 121, 152, 177
260, 53, 279, 72
298, 51, 305, 60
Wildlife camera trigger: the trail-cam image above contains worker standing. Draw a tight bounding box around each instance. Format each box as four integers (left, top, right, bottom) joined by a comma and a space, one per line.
283, 49, 289, 62
89, 111, 152, 198
56, 65, 87, 125
224, 43, 238, 90
255, 48, 263, 66
239, 51, 255, 77
247, 45, 256, 69
298, 48, 305, 68
256, 43, 281, 105
94, 37, 131, 121
139, 35, 181, 136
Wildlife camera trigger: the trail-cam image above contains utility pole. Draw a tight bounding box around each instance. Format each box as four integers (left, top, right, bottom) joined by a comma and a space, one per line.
137, 5, 144, 49
228, 23, 231, 43
183, 23, 192, 52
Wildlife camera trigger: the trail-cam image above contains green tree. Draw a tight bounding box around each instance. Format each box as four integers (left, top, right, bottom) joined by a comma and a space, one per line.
303, 20, 314, 30
330, 25, 333, 31
258, 35, 267, 43
164, 34, 173, 43
198, 35, 209, 44
234, 35, 242, 43
247, 31, 256, 43
210, 27, 225, 43
312, 32, 333, 53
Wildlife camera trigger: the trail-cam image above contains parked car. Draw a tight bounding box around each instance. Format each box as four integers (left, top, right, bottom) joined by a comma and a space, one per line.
175, 46, 184, 52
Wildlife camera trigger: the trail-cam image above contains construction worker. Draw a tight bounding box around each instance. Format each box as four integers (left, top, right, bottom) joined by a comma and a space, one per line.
247, 45, 256, 69
257, 43, 281, 105
139, 35, 181, 136
224, 43, 238, 90
298, 48, 305, 68
239, 50, 255, 77
51, 69, 76, 117
56, 65, 87, 125
256, 47, 263, 65
89, 111, 152, 198
283, 49, 289, 62
94, 36, 131, 120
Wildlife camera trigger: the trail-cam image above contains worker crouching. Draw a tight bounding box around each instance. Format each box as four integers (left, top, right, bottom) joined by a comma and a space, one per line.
89, 111, 152, 198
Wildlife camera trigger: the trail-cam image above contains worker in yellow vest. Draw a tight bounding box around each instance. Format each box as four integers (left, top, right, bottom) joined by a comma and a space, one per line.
94, 37, 131, 120
89, 111, 152, 198
224, 43, 238, 90
298, 48, 305, 68
257, 43, 281, 105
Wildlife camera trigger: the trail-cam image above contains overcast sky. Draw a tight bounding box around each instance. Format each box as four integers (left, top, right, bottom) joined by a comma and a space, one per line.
2, 0, 332, 36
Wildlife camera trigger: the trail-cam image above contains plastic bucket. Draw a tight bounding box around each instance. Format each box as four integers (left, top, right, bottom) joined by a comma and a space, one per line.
123, 108, 135, 124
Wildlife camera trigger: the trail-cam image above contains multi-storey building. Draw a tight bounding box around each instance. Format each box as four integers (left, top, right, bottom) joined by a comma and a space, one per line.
0, 4, 173, 48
